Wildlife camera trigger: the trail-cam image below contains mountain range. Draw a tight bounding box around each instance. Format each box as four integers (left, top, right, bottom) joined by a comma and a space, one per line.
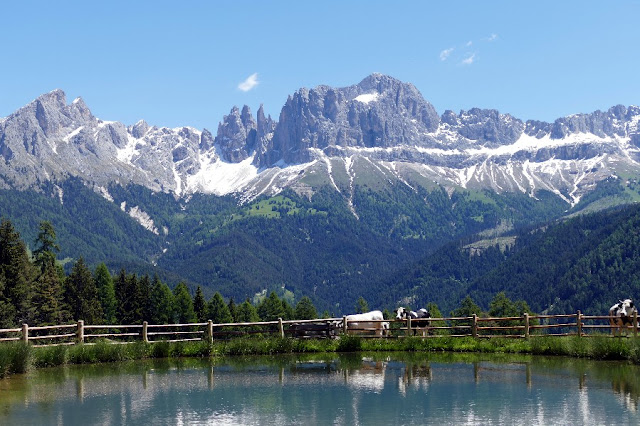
2, 74, 639, 207
1, 74, 639, 314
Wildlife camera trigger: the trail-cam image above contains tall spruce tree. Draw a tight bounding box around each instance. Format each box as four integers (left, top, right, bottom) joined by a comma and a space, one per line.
31, 262, 69, 325
193, 286, 207, 322
355, 296, 369, 314
236, 299, 260, 323
114, 268, 128, 324
150, 275, 174, 324
227, 297, 237, 322
138, 274, 152, 321
294, 296, 318, 320
115, 270, 142, 324
208, 292, 233, 323
31, 221, 68, 325
94, 263, 116, 324
65, 257, 103, 324
173, 282, 196, 323
257, 291, 284, 321
33, 221, 59, 272
0, 219, 33, 326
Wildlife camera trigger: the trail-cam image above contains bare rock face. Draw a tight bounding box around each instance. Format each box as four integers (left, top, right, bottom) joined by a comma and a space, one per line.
439, 108, 524, 148
258, 74, 441, 166
215, 106, 257, 162
0, 75, 639, 205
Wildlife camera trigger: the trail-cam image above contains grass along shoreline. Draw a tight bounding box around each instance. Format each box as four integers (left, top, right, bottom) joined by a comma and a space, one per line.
2, 335, 640, 378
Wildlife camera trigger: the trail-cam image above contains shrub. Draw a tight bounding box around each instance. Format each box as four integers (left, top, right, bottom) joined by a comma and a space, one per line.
33, 345, 68, 367
337, 335, 362, 352
0, 343, 32, 377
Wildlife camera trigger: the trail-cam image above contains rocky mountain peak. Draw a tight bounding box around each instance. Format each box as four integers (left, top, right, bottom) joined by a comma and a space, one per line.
439, 108, 524, 146
130, 120, 150, 138
259, 74, 441, 166
215, 105, 257, 163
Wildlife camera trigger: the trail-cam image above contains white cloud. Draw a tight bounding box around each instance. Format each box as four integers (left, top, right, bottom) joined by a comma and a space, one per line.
461, 53, 476, 66
466, 40, 473, 47
487, 33, 498, 42
439, 47, 454, 61
238, 73, 259, 92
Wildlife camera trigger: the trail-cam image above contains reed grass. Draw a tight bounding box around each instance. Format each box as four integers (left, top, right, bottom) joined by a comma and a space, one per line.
2, 334, 640, 379
0, 342, 31, 377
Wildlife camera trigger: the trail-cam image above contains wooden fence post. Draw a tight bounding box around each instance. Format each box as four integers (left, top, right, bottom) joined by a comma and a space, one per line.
343, 316, 348, 335
207, 320, 214, 344
77, 320, 84, 344
523, 313, 530, 339
21, 323, 28, 344
472, 314, 478, 338
278, 318, 284, 338
406, 316, 411, 337
576, 311, 582, 337
634, 311, 638, 338
142, 321, 148, 343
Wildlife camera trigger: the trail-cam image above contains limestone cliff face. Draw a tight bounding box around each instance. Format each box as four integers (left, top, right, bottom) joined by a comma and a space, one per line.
0, 75, 639, 205
258, 74, 441, 166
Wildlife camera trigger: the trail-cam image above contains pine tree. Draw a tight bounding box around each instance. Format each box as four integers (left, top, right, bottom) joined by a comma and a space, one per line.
294, 296, 317, 320
426, 302, 442, 318
236, 299, 260, 323
33, 221, 59, 273
138, 274, 152, 321
208, 292, 233, 323
115, 270, 141, 324
94, 263, 116, 324
451, 295, 483, 317
31, 261, 70, 325
257, 291, 284, 321
65, 257, 103, 324
282, 299, 294, 320
173, 282, 196, 323
0, 219, 34, 326
114, 268, 128, 324
227, 297, 237, 322
150, 275, 174, 324
31, 221, 68, 325
489, 292, 517, 317
193, 286, 207, 322
355, 296, 369, 314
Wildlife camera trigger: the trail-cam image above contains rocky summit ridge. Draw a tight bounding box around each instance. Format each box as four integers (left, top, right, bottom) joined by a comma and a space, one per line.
1, 74, 639, 206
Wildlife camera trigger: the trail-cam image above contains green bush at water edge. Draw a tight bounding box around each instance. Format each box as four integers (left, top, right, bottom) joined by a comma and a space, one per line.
3, 335, 640, 379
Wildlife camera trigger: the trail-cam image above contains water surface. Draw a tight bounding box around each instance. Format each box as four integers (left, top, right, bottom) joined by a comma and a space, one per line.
1, 352, 638, 425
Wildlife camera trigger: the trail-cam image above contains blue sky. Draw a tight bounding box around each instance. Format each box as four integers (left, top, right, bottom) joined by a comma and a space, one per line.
1, 1, 639, 130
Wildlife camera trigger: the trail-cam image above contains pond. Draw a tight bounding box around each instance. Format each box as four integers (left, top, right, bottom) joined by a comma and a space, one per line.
0, 352, 638, 425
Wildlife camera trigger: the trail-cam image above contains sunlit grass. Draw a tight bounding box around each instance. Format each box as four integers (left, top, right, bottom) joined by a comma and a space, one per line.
2, 335, 640, 379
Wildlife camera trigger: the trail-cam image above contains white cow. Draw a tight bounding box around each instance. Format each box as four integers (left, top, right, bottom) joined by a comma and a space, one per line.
609, 299, 637, 335
345, 310, 387, 336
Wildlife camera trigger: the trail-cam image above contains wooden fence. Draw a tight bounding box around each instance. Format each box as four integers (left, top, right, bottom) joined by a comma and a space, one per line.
0, 311, 637, 346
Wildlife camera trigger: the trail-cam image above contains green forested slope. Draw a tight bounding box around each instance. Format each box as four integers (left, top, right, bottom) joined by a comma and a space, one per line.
2, 177, 637, 316
388, 204, 640, 316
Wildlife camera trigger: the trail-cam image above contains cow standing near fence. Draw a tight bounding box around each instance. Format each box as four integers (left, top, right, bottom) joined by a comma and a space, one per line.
609, 299, 637, 335
345, 310, 388, 336
396, 307, 431, 336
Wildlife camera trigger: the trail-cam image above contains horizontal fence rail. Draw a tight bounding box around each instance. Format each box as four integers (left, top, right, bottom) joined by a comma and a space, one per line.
1, 310, 638, 347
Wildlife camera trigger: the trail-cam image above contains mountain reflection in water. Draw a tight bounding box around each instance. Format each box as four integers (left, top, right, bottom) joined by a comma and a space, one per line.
0, 353, 639, 425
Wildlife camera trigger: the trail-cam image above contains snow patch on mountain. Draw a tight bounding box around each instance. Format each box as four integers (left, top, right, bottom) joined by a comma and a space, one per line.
186, 153, 258, 195
354, 92, 380, 104
63, 126, 83, 143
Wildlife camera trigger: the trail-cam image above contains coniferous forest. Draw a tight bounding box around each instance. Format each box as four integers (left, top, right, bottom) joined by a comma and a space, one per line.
2, 176, 640, 324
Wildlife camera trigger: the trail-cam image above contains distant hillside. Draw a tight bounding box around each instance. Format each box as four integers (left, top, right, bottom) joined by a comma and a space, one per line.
385, 203, 640, 316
